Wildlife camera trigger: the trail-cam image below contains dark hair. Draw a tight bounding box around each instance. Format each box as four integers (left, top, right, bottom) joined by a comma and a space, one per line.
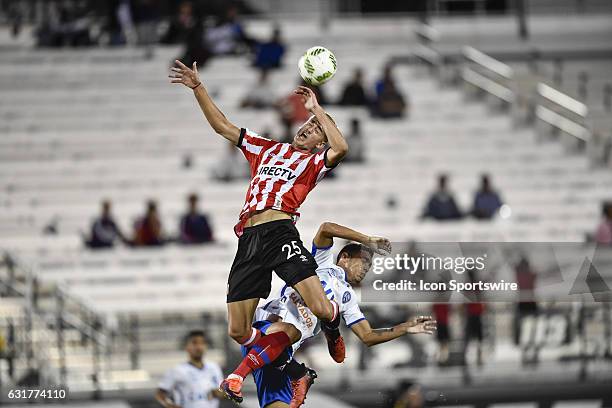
603, 201, 612, 217
336, 243, 373, 263
146, 200, 157, 212
184, 330, 207, 345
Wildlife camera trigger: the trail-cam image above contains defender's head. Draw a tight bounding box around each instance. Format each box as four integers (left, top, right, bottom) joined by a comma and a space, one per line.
292, 114, 335, 152
336, 243, 374, 285
184, 330, 208, 361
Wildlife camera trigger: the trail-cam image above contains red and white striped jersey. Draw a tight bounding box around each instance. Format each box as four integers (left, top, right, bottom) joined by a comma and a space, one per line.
234, 128, 334, 236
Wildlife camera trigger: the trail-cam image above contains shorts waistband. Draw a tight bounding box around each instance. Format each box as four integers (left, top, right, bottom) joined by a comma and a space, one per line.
242, 219, 294, 233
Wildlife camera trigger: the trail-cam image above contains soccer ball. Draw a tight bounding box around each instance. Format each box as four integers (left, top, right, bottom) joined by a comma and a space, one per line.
298, 46, 337, 86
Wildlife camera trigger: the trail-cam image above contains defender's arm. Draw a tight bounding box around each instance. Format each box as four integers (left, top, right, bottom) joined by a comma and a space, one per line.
351, 316, 436, 347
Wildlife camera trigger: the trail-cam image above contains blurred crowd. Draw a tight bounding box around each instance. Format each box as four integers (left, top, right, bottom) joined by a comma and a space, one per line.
421, 173, 504, 221
85, 193, 214, 249
4, 1, 273, 63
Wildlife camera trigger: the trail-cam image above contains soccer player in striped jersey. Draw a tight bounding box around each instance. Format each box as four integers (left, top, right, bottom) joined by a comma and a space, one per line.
235, 222, 437, 407
170, 61, 349, 403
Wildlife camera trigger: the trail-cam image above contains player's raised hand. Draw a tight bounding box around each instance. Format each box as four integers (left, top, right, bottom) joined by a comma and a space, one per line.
366, 236, 392, 256
404, 315, 437, 335
169, 60, 201, 89
294, 85, 320, 111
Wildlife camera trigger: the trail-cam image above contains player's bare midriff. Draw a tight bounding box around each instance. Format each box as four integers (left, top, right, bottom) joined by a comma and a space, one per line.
244, 208, 292, 227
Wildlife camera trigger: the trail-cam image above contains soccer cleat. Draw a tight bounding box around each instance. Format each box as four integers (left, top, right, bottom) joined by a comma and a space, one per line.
289, 368, 318, 408
219, 374, 244, 404
324, 330, 346, 363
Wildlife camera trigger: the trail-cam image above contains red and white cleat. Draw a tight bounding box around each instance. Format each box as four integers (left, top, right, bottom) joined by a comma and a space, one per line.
324, 331, 346, 363
289, 367, 318, 408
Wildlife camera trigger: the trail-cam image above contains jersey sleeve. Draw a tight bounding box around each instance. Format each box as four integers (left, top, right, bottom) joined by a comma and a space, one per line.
307, 148, 335, 186
340, 286, 366, 328
236, 128, 278, 169
158, 367, 177, 392
311, 242, 334, 268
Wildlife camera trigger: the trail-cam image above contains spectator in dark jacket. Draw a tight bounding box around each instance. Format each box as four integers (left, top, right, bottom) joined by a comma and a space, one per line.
180, 194, 214, 244
373, 65, 407, 119
253, 27, 286, 70
87, 200, 127, 248
160, 1, 196, 45
422, 174, 462, 220
472, 174, 503, 219
338, 68, 369, 106
130, 0, 160, 58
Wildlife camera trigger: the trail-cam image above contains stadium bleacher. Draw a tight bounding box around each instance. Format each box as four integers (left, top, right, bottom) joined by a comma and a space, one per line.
1, 9, 611, 408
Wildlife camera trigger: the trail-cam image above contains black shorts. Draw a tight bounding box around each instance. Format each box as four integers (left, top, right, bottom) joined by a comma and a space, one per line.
227, 219, 318, 303
465, 315, 483, 341
436, 324, 450, 342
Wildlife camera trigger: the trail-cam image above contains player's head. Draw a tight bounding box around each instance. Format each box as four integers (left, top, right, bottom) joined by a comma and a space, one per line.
336, 243, 374, 285
188, 193, 199, 212
603, 201, 612, 219
293, 114, 335, 152
183, 330, 208, 361
101, 200, 111, 216
437, 173, 448, 191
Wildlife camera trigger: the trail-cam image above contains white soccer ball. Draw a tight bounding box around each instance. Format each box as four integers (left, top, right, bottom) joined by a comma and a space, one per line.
298, 46, 337, 86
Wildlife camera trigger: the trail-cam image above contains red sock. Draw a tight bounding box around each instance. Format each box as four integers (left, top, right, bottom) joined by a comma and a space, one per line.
233, 332, 291, 379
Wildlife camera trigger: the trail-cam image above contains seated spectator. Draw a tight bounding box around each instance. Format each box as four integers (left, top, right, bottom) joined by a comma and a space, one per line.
133, 200, 164, 246
176, 16, 210, 67
344, 118, 365, 163
595, 201, 612, 245
253, 27, 286, 70
212, 142, 250, 182
103, 0, 128, 46
130, 0, 160, 58
338, 68, 369, 106
205, 4, 253, 55
472, 174, 503, 219
36, 1, 93, 48
179, 194, 214, 244
422, 174, 463, 220
160, 1, 196, 45
86, 200, 127, 249
372, 65, 407, 119
240, 70, 276, 109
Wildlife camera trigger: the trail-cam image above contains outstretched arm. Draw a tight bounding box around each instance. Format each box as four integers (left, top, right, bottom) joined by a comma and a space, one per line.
295, 86, 348, 167
313, 222, 392, 255
169, 60, 241, 144
351, 316, 437, 347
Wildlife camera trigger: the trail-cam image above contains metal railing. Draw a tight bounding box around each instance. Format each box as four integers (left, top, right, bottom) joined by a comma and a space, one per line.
535, 83, 591, 151
0, 251, 109, 393
413, 24, 444, 79
461, 46, 515, 108
412, 22, 610, 165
